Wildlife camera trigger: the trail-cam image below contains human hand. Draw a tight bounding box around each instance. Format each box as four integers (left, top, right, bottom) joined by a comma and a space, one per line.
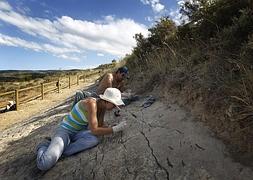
112, 121, 127, 133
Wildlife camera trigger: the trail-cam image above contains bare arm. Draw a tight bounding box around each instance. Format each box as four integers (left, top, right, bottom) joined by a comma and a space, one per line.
104, 73, 113, 88
87, 100, 113, 135
117, 80, 125, 92
96, 73, 113, 95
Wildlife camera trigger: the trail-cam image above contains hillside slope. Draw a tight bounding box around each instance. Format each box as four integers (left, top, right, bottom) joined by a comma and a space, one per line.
0, 85, 253, 179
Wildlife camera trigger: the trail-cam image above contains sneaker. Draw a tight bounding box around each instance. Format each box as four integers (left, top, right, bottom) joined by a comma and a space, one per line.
45, 137, 51, 141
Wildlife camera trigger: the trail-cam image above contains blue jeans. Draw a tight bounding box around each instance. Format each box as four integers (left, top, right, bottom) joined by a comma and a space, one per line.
36, 126, 98, 171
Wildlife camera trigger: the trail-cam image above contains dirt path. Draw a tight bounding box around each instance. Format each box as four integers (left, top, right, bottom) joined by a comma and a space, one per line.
0, 76, 99, 131
0, 87, 253, 179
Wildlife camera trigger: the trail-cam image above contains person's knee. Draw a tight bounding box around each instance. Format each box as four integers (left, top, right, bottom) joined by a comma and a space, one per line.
80, 134, 99, 147
37, 154, 58, 171
89, 135, 99, 146
76, 90, 84, 98
73, 91, 85, 108
92, 135, 99, 142
37, 162, 51, 171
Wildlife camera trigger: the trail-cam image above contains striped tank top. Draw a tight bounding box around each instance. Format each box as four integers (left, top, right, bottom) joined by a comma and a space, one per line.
61, 101, 89, 132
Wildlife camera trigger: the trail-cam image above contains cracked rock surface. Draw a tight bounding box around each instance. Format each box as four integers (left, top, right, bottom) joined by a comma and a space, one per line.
0, 93, 253, 180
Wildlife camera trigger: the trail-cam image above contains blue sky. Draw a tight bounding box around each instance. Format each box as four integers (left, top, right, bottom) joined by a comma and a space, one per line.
0, 0, 185, 70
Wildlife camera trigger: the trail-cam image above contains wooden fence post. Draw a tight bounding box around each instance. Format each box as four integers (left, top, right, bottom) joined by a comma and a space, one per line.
57, 78, 60, 93
77, 75, 79, 85
15, 89, 19, 111
41, 83, 44, 100
69, 76, 71, 88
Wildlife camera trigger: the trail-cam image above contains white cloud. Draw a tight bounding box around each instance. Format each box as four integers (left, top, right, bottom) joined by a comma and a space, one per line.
145, 16, 153, 22
168, 0, 190, 25
0, 2, 149, 60
140, 0, 150, 5
140, 0, 165, 13
169, 9, 182, 25
55, 16, 148, 54
153, 3, 164, 13
104, 15, 114, 22
177, 0, 185, 6
97, 53, 104, 57
178, 0, 196, 5
0, 1, 12, 11
56, 54, 80, 61
15, 0, 31, 15
0, 33, 81, 61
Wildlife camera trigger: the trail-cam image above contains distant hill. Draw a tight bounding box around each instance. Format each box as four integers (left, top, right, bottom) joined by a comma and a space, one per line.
0, 62, 117, 93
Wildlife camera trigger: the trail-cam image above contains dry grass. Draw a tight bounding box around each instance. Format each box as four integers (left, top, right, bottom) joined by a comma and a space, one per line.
126, 40, 253, 155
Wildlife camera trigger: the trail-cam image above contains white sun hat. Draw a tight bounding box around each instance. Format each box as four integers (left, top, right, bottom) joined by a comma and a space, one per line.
99, 88, 125, 108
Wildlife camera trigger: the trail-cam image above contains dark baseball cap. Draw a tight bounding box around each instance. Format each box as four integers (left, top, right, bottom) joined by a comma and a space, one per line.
118, 66, 128, 74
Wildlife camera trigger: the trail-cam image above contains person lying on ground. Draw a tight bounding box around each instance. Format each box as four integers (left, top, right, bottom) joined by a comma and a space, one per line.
95, 66, 139, 116
36, 88, 127, 171
96, 66, 128, 95
0, 101, 16, 113
72, 66, 129, 108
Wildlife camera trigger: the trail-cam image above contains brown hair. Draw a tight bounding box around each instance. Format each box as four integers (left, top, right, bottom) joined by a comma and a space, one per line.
96, 99, 106, 122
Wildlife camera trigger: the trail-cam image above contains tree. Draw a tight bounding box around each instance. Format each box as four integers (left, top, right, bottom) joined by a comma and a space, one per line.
148, 17, 176, 47
179, 0, 250, 40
